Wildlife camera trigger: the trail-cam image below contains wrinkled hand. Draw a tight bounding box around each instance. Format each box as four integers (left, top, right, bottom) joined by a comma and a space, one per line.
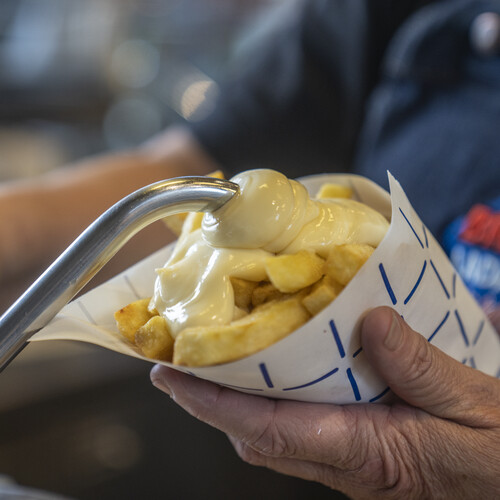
151, 307, 500, 499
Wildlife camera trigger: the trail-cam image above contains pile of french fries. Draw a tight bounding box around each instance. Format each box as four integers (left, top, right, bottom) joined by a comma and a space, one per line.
114, 175, 377, 367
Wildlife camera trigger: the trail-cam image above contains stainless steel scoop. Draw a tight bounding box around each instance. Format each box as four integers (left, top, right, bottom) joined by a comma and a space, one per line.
0, 176, 239, 372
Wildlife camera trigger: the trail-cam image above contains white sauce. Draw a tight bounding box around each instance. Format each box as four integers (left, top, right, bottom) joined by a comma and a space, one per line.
151, 169, 389, 336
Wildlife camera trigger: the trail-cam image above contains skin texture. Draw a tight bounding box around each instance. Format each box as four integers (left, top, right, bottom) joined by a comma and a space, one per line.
151, 306, 500, 499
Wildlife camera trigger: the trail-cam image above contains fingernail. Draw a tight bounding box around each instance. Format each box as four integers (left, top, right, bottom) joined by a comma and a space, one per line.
150, 365, 172, 396
384, 312, 403, 351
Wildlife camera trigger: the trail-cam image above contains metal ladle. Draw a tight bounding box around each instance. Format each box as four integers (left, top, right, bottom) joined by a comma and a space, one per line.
0, 176, 239, 372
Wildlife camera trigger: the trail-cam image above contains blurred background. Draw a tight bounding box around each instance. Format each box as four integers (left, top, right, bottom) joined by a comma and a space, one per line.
0, 1, 346, 498
0, 0, 268, 178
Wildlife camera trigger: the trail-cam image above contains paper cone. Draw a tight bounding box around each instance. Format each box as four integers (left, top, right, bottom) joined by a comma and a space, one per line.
30, 173, 500, 404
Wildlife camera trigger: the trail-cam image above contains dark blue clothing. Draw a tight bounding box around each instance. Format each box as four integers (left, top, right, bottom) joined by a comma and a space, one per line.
190, 0, 500, 240
356, 0, 500, 236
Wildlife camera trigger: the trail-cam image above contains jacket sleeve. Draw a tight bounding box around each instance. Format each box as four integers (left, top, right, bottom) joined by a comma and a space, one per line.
188, 0, 433, 178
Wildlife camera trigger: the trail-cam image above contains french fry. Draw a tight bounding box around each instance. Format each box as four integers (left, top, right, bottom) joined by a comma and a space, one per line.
251, 282, 285, 307
265, 250, 325, 293
116, 177, 385, 367
114, 298, 156, 343
302, 276, 344, 315
135, 315, 174, 361
173, 296, 311, 366
230, 277, 259, 311
326, 244, 375, 285
232, 306, 248, 321
315, 183, 353, 199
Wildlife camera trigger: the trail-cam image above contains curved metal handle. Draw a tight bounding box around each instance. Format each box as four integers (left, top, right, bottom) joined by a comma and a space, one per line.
0, 176, 239, 372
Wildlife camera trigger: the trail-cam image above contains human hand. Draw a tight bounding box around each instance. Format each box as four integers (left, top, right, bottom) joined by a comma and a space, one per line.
150, 306, 500, 499
484, 303, 500, 336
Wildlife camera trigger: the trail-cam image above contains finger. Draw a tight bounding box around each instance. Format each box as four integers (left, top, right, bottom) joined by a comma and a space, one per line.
361, 306, 500, 426
150, 364, 368, 467
151, 364, 273, 430
487, 307, 500, 335
228, 435, 331, 482
482, 302, 500, 335
227, 435, 359, 496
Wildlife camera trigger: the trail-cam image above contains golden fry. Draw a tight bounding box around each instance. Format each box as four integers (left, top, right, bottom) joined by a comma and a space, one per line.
326, 244, 374, 285
173, 296, 311, 366
251, 281, 285, 307
232, 306, 248, 321
135, 315, 174, 361
315, 183, 353, 199
230, 277, 259, 311
265, 250, 325, 293
302, 276, 344, 315
114, 298, 156, 343
116, 180, 384, 366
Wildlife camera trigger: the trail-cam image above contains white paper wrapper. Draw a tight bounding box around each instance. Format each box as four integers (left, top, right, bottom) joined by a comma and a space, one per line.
30, 173, 500, 404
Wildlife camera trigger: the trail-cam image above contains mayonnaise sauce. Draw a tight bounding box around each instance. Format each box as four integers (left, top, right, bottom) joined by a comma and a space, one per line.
151, 169, 389, 336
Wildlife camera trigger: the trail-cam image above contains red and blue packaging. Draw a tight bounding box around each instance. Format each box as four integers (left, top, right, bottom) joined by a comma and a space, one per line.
443, 198, 500, 310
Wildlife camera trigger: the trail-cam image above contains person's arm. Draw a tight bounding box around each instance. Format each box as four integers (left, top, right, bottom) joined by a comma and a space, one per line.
151, 306, 500, 499
0, 127, 219, 283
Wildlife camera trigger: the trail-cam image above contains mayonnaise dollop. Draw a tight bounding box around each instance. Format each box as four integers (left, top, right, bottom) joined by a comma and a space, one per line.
151, 169, 389, 336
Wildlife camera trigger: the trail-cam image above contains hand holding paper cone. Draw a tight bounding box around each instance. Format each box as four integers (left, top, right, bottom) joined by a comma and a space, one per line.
151, 306, 500, 499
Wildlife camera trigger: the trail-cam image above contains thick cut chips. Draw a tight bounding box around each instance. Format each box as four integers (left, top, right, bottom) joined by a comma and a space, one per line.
301, 276, 343, 316
173, 296, 310, 366
115, 181, 382, 366
315, 183, 353, 200
326, 244, 375, 285
230, 277, 258, 311
135, 315, 174, 360
251, 282, 285, 307
114, 298, 157, 343
265, 250, 325, 293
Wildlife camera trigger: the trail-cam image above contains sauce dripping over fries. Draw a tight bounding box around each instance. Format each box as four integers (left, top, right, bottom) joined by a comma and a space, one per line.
151, 169, 389, 337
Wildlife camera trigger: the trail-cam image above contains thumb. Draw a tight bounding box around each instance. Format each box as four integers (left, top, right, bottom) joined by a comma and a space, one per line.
361, 306, 499, 426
